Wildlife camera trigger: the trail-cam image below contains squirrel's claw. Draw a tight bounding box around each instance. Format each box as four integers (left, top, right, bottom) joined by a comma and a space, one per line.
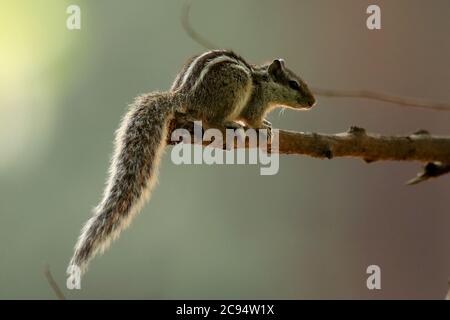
261, 119, 273, 142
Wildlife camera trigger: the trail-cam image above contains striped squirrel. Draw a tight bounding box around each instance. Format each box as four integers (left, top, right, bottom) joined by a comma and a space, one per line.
68, 50, 316, 276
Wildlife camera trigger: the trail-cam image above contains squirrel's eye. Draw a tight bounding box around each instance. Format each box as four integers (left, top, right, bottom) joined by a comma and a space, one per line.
289, 80, 300, 90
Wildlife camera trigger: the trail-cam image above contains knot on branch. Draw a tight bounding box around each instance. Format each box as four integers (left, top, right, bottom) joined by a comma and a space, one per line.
364, 158, 376, 163
323, 148, 333, 159
413, 129, 430, 136
348, 126, 366, 136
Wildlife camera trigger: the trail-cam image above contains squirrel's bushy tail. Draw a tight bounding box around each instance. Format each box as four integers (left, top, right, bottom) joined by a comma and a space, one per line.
68, 92, 175, 275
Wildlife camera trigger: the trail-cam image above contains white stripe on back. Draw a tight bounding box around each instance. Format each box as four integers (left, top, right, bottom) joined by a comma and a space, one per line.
178, 51, 216, 90
177, 51, 251, 91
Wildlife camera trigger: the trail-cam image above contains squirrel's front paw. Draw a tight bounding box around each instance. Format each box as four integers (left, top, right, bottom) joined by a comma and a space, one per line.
222, 121, 245, 150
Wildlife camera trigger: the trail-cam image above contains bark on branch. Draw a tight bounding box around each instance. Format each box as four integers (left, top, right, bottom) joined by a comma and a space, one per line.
167, 119, 450, 183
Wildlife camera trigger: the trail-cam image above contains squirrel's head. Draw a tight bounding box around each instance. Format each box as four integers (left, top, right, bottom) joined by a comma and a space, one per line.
264, 59, 316, 110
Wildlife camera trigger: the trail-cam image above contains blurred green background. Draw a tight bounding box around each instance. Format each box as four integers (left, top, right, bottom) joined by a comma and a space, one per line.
0, 0, 449, 299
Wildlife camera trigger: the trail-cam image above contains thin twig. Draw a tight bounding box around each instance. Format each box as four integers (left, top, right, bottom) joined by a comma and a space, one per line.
406, 162, 450, 185
312, 87, 450, 112
181, 0, 218, 50
446, 280, 450, 300
44, 265, 66, 300
181, 0, 450, 112
167, 119, 450, 183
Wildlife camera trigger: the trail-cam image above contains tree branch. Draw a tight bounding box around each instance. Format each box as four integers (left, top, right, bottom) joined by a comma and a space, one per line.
167, 119, 450, 183
44, 265, 66, 300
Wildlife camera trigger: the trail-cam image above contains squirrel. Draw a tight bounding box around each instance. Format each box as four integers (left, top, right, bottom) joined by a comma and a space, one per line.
68, 49, 316, 276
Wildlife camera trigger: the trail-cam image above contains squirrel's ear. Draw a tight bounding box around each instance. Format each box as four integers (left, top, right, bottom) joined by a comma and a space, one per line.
268, 59, 285, 78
